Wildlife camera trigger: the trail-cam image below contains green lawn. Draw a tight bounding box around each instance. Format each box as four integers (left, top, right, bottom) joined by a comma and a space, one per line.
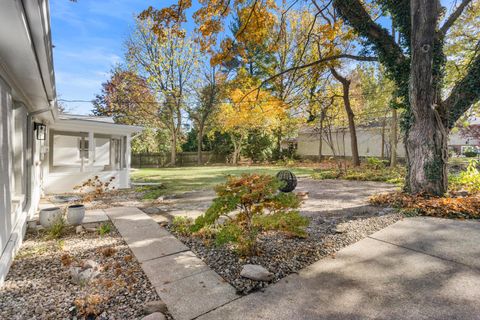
131, 165, 315, 199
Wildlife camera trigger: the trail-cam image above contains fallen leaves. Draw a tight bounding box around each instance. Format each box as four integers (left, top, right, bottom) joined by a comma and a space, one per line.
370, 192, 480, 219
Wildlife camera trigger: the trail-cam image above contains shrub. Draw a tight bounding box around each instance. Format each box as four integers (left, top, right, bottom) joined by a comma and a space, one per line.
464, 150, 478, 158
365, 157, 387, 169
74, 176, 116, 202
191, 174, 308, 256
171, 216, 194, 236
449, 159, 480, 194
98, 223, 111, 236
312, 165, 405, 186
46, 216, 66, 240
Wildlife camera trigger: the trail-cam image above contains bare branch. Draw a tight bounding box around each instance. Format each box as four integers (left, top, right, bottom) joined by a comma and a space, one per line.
444, 53, 480, 128
259, 54, 377, 87
439, 0, 473, 36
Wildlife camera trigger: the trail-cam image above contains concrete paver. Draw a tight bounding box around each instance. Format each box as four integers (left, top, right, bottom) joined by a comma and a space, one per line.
197, 218, 480, 320
159, 270, 239, 320
142, 251, 210, 285
105, 207, 239, 320
370, 217, 480, 269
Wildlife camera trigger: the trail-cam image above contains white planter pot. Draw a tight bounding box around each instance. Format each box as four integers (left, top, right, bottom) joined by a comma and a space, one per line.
39, 207, 63, 228
67, 204, 85, 225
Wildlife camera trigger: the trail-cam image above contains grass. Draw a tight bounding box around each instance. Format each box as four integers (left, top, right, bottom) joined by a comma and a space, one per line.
131, 165, 316, 199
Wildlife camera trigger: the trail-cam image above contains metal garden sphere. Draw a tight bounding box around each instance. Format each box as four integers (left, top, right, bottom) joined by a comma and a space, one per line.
276, 170, 297, 193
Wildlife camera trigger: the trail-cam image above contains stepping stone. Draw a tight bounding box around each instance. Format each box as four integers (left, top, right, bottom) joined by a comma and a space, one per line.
83, 209, 109, 223
142, 251, 209, 285
157, 270, 238, 320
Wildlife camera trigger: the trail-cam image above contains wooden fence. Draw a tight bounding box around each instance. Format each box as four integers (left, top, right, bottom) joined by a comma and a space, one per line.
131, 151, 227, 168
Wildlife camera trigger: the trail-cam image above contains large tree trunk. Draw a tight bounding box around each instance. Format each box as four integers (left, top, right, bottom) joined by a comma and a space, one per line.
407, 0, 448, 195
318, 109, 325, 161
330, 68, 360, 166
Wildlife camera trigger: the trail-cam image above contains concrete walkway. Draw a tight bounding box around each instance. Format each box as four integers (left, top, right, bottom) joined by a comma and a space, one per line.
105, 207, 239, 320
197, 217, 480, 320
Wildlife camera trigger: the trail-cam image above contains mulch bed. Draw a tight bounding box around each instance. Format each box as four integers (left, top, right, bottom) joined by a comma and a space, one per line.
0, 223, 159, 319
169, 211, 404, 294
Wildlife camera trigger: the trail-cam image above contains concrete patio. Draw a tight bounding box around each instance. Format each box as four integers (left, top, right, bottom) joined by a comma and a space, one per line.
197, 217, 480, 320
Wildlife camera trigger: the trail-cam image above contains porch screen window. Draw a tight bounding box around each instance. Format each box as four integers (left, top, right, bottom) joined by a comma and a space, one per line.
51, 131, 87, 172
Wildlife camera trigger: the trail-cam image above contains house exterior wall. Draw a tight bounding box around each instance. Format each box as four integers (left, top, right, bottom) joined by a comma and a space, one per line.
296, 127, 477, 159
297, 128, 407, 158
0, 76, 13, 257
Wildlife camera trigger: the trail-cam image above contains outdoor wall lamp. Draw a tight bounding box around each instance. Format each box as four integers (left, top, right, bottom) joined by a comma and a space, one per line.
34, 122, 46, 140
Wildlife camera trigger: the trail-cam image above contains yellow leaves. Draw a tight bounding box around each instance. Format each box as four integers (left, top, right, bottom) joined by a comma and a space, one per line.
215, 68, 286, 134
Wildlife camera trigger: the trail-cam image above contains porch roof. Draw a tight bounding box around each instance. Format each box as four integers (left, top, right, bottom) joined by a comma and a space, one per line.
51, 113, 143, 136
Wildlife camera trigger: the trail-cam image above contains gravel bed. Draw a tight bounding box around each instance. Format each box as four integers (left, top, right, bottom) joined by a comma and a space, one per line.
169, 211, 404, 294
0, 223, 161, 319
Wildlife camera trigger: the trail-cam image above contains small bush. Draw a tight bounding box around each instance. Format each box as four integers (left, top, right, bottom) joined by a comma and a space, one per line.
365, 157, 387, 169
98, 223, 111, 236
312, 165, 405, 186
171, 216, 194, 236
464, 151, 478, 158
46, 217, 66, 240
449, 159, 480, 194
191, 174, 308, 256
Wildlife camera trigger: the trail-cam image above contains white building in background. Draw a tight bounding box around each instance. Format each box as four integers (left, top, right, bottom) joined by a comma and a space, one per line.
293, 121, 480, 160
0, 1, 141, 284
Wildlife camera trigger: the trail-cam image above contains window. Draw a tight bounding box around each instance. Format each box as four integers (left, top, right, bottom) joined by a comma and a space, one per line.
50, 131, 88, 172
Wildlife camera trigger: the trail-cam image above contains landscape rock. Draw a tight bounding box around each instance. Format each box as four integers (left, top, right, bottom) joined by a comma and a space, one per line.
75, 226, 84, 234
143, 207, 162, 215
141, 312, 167, 320
240, 264, 274, 281
69, 260, 100, 285
143, 300, 168, 315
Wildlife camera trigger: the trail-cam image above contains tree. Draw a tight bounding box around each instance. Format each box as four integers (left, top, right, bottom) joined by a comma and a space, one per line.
126, 18, 198, 165
215, 68, 285, 164
92, 67, 169, 154
142, 0, 480, 194
332, 0, 480, 195
189, 65, 225, 164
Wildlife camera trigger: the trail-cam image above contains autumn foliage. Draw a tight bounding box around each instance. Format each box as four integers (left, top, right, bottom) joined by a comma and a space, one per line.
370, 192, 480, 219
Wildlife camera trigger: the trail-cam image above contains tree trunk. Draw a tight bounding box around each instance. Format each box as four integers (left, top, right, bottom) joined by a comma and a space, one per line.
407, 0, 448, 195
330, 68, 360, 166
390, 108, 398, 167
197, 123, 204, 165
231, 135, 243, 165
381, 116, 386, 158
170, 131, 177, 166
318, 110, 325, 161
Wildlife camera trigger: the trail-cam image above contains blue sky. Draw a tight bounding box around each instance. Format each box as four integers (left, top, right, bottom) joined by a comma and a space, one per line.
51, 0, 456, 115
51, 0, 199, 114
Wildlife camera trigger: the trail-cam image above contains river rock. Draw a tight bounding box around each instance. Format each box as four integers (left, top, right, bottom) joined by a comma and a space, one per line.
142, 312, 166, 320
240, 264, 274, 281
143, 300, 168, 315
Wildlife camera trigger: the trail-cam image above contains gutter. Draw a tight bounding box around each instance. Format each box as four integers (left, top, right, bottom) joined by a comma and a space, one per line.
19, 0, 57, 121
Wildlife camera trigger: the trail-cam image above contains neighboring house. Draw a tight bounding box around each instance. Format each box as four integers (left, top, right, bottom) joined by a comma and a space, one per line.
0, 1, 141, 284
294, 120, 480, 159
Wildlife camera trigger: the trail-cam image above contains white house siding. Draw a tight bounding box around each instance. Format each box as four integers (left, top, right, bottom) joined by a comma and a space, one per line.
296, 127, 476, 159
0, 76, 13, 258
297, 127, 406, 158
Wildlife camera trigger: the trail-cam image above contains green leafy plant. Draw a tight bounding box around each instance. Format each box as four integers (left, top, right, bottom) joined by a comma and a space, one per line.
46, 217, 66, 240
171, 216, 194, 236
191, 174, 308, 256
98, 223, 111, 236
312, 165, 405, 186
449, 159, 480, 194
